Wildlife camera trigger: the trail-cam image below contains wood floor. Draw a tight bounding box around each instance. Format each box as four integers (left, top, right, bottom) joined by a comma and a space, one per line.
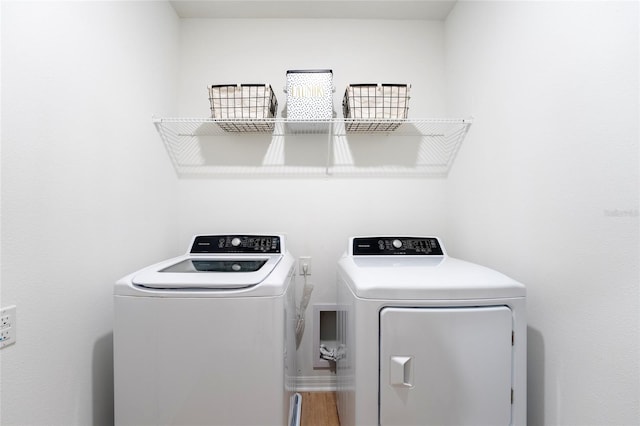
300, 392, 340, 426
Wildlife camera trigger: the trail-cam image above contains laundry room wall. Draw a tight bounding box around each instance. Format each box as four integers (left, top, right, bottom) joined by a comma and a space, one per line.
1, 2, 180, 425
2, 2, 637, 425
173, 18, 450, 386
444, 1, 639, 425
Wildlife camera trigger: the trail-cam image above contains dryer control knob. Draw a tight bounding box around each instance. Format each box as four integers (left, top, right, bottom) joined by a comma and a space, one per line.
392, 239, 403, 249
231, 237, 242, 247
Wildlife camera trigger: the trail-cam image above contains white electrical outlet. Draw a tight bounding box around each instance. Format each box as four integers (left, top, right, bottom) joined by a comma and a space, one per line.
299, 256, 312, 275
0, 305, 16, 348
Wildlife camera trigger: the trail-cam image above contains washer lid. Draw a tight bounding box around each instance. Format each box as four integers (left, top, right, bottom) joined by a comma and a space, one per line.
131, 254, 282, 289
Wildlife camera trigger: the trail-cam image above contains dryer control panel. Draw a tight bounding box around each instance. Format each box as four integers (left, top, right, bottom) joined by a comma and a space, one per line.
190, 235, 281, 254
352, 237, 444, 256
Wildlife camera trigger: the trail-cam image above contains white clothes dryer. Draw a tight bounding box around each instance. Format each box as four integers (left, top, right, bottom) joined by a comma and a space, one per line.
336, 236, 526, 426
114, 234, 299, 426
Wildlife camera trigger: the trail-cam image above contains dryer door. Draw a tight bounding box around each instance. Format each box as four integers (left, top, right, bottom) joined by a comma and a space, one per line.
379, 306, 513, 426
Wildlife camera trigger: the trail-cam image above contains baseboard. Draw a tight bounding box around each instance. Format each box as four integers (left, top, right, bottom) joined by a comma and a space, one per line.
294, 374, 337, 392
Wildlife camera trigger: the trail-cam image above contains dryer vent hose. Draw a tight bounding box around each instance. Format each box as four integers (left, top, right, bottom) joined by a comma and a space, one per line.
295, 268, 313, 349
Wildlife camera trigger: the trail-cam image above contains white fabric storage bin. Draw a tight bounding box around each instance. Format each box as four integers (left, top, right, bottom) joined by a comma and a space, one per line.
286, 70, 333, 120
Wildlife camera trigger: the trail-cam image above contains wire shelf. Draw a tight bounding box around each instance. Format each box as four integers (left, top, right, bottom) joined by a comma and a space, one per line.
153, 117, 472, 178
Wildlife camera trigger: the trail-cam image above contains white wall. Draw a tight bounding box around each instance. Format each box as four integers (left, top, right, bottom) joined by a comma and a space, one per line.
174, 18, 449, 383
1, 2, 180, 425
176, 19, 446, 117
445, 1, 639, 425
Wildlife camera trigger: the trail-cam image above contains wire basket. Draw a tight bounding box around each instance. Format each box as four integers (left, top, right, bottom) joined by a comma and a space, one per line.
342, 84, 410, 132
208, 84, 278, 132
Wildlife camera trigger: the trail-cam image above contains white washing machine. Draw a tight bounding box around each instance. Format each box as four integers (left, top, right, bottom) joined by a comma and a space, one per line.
336, 236, 526, 426
114, 234, 299, 426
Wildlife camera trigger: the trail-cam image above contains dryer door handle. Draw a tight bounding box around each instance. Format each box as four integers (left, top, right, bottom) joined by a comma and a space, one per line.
390, 356, 413, 388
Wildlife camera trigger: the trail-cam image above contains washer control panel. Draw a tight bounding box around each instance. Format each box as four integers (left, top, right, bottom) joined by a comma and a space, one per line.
190, 235, 281, 254
352, 237, 444, 256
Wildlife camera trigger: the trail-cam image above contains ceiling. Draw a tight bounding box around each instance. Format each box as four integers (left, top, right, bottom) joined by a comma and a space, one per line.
169, 0, 458, 20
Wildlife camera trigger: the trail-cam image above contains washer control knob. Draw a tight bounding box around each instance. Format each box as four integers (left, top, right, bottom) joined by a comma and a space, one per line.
392, 239, 403, 249
231, 237, 242, 247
